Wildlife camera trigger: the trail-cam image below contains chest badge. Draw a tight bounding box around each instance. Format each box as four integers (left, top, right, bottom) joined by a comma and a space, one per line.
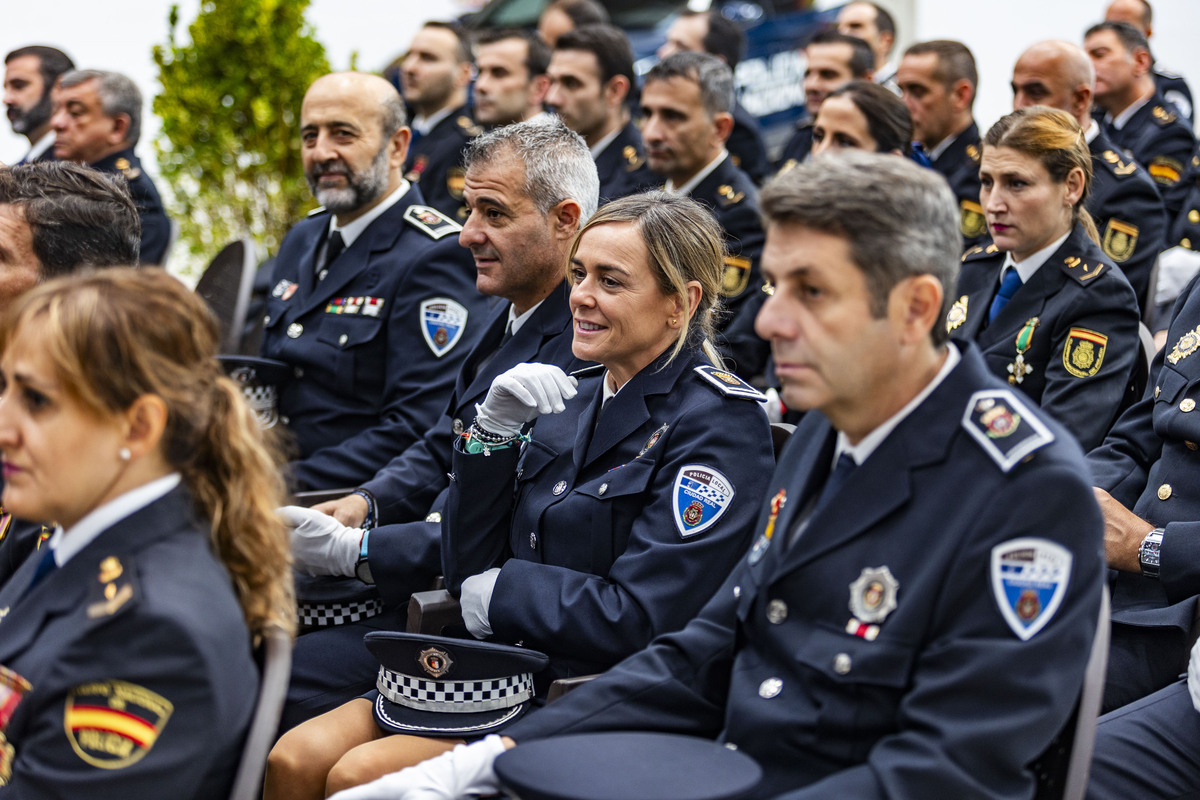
846, 566, 899, 640
991, 537, 1072, 640
639, 423, 668, 457
1168, 325, 1200, 365
748, 489, 786, 565
1007, 317, 1039, 385
672, 465, 735, 539
272, 279, 298, 301
945, 295, 968, 333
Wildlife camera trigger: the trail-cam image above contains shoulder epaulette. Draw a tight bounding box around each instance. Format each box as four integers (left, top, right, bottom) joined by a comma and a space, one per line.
404, 204, 462, 239
962, 242, 999, 262
456, 115, 482, 138
86, 555, 138, 621
1098, 149, 1140, 178
1060, 254, 1107, 286
965, 143, 981, 165
1151, 105, 1179, 126
715, 184, 746, 208
694, 365, 766, 401
962, 389, 1054, 472
306, 205, 327, 217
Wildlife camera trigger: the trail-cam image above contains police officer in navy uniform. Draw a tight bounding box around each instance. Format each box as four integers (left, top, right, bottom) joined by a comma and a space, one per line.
49, 69, 170, 265
4, 46, 74, 165
775, 31, 874, 174
641, 52, 767, 381
262, 72, 487, 491
546, 25, 654, 204
1010, 40, 1168, 313
329, 151, 1104, 800
949, 108, 1140, 452
655, 10, 770, 186
898, 40, 986, 248
398, 21, 478, 222
1087, 21, 1196, 220
262, 118, 599, 739
1104, 0, 1195, 126
267, 192, 774, 799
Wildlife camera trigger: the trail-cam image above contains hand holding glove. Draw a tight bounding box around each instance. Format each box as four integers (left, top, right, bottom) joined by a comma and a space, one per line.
327, 734, 509, 800
279, 505, 362, 578
474, 363, 578, 438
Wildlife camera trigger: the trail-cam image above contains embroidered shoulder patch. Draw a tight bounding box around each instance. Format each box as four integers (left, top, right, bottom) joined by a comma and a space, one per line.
419, 298, 468, 358
722, 255, 752, 297
404, 204, 462, 239
1102, 219, 1138, 263
693, 365, 766, 401
1062, 327, 1108, 378
990, 538, 1072, 640
962, 389, 1054, 472
672, 465, 735, 538
65, 680, 173, 769
960, 200, 986, 239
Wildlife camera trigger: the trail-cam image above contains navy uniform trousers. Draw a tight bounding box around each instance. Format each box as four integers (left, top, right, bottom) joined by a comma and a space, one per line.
444, 347, 776, 691
503, 342, 1105, 799
280, 286, 586, 730
261, 184, 488, 490
1089, 274, 1200, 710
949, 223, 1141, 451
0, 488, 256, 798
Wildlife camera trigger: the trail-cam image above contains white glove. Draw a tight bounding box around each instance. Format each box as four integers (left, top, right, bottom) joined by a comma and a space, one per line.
475, 363, 578, 437
1155, 246, 1200, 308
460, 568, 501, 639
279, 505, 361, 578
1188, 635, 1200, 713
327, 734, 508, 800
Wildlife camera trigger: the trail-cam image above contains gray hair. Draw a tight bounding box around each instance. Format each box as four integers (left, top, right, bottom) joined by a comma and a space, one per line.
645, 51, 734, 117
60, 69, 143, 147
380, 90, 407, 139
463, 115, 600, 223
760, 150, 960, 346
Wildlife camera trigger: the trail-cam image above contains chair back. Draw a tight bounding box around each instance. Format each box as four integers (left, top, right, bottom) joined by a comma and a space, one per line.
227, 624, 292, 800
196, 239, 258, 353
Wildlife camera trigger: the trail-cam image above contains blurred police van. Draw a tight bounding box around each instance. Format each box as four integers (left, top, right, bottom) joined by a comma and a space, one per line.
463, 0, 843, 154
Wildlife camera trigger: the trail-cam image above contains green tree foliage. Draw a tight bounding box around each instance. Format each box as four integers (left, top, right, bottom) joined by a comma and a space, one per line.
153, 0, 330, 267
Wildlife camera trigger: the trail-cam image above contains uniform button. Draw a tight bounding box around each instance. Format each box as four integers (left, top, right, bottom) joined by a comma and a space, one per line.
338, 333, 349, 346
724, 742, 738, 751
452, 419, 464, 435
1190, 209, 1200, 224
318, 269, 329, 282
758, 678, 782, 699
281, 415, 290, 425
529, 532, 538, 550
1155, 386, 1161, 398
834, 653, 852, 675
598, 482, 608, 496
552, 481, 567, 496
264, 315, 272, 326
1159, 484, 1173, 500
1188, 441, 1198, 451
1185, 238, 1194, 250
425, 512, 442, 523
1183, 399, 1196, 412
766, 599, 788, 624
294, 367, 304, 378
287, 322, 303, 339
733, 585, 742, 598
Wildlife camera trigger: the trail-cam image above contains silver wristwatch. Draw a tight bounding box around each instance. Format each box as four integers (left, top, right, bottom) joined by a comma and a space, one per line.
1138, 528, 1165, 579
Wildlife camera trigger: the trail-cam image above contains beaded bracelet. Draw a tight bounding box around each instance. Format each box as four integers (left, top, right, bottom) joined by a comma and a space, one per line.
351, 489, 377, 530
464, 421, 526, 456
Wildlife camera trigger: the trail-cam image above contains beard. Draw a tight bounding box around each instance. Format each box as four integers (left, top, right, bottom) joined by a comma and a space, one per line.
306, 142, 390, 214
8, 92, 53, 136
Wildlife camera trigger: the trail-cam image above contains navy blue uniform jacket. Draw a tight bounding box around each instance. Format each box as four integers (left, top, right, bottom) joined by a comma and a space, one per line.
0, 488, 257, 798
503, 343, 1105, 799
949, 224, 1140, 450
443, 347, 774, 686
1104, 91, 1196, 220
727, 102, 769, 186
594, 122, 655, 206
261, 184, 488, 490
1090, 275, 1200, 636
403, 105, 477, 221
1089, 128, 1169, 309
930, 121, 986, 247
90, 148, 170, 266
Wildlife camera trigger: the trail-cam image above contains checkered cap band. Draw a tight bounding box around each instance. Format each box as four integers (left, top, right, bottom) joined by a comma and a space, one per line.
296, 597, 384, 627
376, 666, 535, 713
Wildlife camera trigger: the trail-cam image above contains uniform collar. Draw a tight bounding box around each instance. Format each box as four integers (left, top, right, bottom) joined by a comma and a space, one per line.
1004, 229, 1072, 284
666, 150, 729, 196
48, 473, 182, 568
25, 130, 55, 162
589, 124, 624, 159
329, 180, 411, 247
411, 105, 456, 136
1108, 90, 1153, 130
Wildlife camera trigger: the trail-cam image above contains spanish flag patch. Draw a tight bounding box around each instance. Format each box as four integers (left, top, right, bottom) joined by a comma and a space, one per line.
64, 681, 173, 769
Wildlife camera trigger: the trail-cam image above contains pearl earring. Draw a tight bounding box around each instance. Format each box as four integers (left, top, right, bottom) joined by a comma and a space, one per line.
119, 447, 131, 462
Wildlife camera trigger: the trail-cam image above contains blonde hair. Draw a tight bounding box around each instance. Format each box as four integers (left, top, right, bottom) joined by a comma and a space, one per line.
0, 268, 294, 641
983, 106, 1100, 245
567, 192, 725, 366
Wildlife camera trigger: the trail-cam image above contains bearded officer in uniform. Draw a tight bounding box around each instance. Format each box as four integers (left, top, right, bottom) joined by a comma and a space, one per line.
261, 72, 487, 491
326, 150, 1105, 800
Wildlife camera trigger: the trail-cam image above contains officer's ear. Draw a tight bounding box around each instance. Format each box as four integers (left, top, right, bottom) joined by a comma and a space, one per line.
1071, 84, 1093, 122
550, 198, 582, 241
890, 273, 944, 346
108, 113, 132, 148
604, 75, 631, 109
120, 393, 168, 462
949, 78, 973, 113
388, 126, 412, 171
712, 111, 734, 145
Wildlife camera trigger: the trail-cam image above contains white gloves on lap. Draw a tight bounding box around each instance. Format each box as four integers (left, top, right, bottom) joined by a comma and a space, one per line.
279, 505, 361, 577
327, 734, 508, 800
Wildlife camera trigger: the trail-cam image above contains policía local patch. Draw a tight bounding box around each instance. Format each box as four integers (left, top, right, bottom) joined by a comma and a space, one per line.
672, 465, 734, 538
419, 298, 468, 358
990, 538, 1072, 640
64, 680, 173, 769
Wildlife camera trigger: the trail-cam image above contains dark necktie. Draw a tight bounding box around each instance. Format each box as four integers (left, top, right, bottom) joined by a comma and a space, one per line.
317, 230, 345, 281
988, 268, 1023, 323
23, 547, 57, 597
813, 453, 857, 516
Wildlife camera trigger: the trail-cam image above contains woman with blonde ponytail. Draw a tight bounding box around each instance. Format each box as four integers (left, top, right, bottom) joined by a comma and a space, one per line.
0, 267, 292, 797
946, 105, 1142, 451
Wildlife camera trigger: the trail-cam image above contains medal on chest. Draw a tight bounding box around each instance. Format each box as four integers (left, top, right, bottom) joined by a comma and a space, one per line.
1007, 317, 1039, 385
